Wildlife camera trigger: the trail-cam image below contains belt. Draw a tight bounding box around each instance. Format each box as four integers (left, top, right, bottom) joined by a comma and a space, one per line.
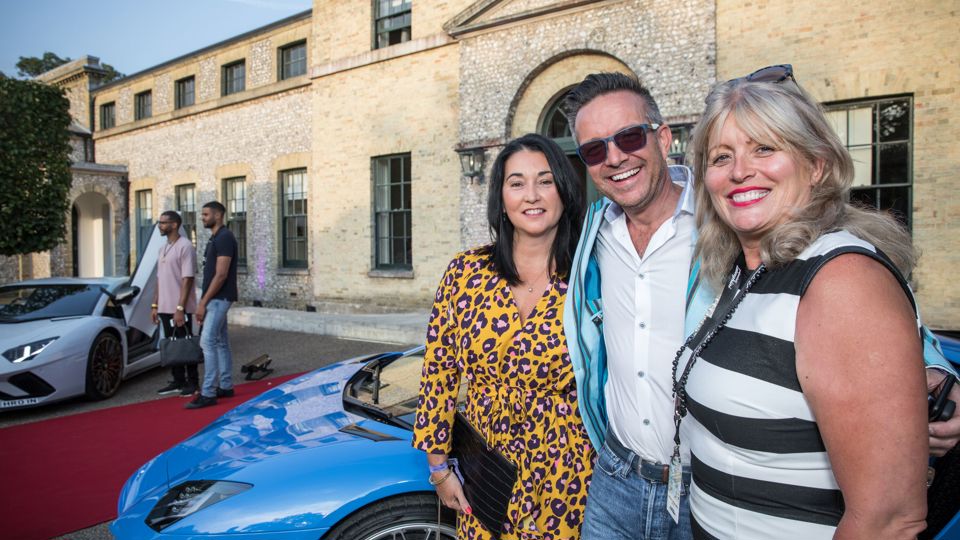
604, 431, 691, 484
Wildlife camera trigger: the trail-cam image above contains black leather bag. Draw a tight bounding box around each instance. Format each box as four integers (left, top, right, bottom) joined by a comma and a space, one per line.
921, 445, 960, 540
449, 411, 517, 539
159, 326, 203, 367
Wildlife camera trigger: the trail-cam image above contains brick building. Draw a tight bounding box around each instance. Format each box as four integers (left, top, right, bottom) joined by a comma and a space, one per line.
10, 0, 958, 328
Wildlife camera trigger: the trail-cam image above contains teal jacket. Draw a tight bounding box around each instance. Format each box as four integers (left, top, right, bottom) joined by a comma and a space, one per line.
564, 167, 956, 450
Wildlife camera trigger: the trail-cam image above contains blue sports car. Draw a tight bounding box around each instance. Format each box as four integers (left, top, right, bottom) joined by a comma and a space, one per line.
112, 337, 960, 539
112, 346, 458, 539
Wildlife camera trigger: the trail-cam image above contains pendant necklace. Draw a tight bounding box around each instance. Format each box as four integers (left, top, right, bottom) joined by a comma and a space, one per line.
160, 241, 174, 262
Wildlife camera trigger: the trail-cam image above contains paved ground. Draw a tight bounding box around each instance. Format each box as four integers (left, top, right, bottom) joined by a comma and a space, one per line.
0, 324, 418, 539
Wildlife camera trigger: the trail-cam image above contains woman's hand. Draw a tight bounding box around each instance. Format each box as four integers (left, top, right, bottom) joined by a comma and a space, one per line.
433, 469, 472, 514
928, 369, 960, 456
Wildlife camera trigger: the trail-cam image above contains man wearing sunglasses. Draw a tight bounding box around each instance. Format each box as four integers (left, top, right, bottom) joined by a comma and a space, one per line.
563, 71, 695, 540
562, 69, 960, 540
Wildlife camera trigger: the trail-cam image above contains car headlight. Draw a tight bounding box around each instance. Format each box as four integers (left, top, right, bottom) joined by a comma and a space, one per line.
146, 480, 252, 531
2, 337, 59, 363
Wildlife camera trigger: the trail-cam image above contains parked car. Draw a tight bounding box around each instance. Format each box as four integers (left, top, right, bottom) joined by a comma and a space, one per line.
112, 346, 457, 539
112, 337, 960, 540
0, 226, 165, 410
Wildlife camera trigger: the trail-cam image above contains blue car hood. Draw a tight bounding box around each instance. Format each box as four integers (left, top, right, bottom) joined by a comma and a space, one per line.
162, 357, 388, 484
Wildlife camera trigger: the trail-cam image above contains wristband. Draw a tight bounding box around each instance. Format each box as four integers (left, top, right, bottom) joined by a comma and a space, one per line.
150, 303, 158, 309
428, 462, 449, 474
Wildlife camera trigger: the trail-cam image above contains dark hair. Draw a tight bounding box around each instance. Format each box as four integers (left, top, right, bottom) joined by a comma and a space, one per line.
563, 72, 664, 133
486, 133, 585, 284
160, 210, 182, 226
203, 201, 226, 215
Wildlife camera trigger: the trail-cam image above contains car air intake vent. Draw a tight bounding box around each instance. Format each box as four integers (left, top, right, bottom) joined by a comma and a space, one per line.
339, 423, 400, 442
7, 372, 56, 398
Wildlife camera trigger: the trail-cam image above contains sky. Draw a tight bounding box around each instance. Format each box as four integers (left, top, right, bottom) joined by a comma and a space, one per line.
0, 0, 313, 78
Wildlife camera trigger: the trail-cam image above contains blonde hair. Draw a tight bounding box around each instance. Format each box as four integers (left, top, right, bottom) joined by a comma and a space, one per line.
688, 79, 916, 289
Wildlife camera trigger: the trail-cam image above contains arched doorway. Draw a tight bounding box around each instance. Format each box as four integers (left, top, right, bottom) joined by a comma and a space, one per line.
509, 52, 635, 207
72, 191, 114, 277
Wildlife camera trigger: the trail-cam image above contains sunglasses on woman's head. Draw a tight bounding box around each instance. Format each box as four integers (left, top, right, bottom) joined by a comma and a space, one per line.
735, 64, 795, 84
576, 123, 661, 166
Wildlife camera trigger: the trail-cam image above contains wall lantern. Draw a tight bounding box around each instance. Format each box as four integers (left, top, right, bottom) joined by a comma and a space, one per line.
457, 148, 486, 184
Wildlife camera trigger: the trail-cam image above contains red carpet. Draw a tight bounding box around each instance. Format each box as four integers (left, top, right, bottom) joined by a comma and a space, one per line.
0, 373, 301, 540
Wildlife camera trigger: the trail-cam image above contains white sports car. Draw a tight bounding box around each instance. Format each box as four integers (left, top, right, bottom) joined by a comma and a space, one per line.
0, 226, 166, 410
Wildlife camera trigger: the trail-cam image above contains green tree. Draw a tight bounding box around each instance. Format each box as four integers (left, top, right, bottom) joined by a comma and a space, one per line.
16, 52, 124, 83
16, 52, 71, 77
0, 78, 73, 258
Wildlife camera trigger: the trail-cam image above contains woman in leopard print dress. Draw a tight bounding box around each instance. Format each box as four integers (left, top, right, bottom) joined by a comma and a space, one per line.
413, 134, 592, 539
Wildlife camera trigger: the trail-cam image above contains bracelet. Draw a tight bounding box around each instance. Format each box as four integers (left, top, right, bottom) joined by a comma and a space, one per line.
428, 468, 453, 486
150, 304, 158, 309
428, 462, 449, 474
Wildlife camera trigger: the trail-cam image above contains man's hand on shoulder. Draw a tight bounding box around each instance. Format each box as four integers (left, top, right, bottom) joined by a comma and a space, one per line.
928, 369, 960, 456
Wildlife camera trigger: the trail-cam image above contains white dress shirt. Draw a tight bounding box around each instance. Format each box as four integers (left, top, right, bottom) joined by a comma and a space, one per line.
596, 178, 695, 464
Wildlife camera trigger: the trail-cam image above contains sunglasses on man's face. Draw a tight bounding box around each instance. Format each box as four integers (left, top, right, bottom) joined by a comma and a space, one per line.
576, 123, 661, 166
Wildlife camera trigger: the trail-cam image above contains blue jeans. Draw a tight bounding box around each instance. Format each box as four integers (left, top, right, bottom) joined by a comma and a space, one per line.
200, 299, 233, 398
581, 435, 693, 540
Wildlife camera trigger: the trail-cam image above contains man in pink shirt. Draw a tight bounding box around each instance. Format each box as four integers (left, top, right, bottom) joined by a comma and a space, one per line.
151, 210, 200, 396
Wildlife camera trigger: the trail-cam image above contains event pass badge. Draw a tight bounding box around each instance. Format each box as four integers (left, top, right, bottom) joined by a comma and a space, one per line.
667, 450, 683, 523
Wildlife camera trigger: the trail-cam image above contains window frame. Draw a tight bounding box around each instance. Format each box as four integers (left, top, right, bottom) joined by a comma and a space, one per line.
174, 184, 198, 246
824, 94, 913, 229
134, 90, 152, 121
371, 153, 413, 270
373, 0, 412, 50
100, 102, 115, 130
135, 189, 153, 263
222, 176, 248, 267
221, 60, 246, 96
279, 168, 309, 268
174, 76, 195, 109
278, 40, 307, 81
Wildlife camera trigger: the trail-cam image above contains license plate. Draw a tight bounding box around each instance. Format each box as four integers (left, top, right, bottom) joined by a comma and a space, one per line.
0, 397, 42, 408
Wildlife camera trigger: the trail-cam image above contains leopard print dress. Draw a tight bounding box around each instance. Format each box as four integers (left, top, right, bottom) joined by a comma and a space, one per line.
413, 248, 594, 540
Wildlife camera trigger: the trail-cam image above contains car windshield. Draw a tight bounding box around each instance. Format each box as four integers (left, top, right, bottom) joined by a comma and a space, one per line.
348, 352, 467, 425
0, 284, 101, 322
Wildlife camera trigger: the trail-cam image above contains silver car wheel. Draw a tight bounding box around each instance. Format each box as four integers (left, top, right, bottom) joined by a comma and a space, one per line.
358, 521, 457, 540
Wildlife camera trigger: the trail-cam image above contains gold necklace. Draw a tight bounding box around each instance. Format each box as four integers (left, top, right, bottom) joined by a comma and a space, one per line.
520, 270, 549, 294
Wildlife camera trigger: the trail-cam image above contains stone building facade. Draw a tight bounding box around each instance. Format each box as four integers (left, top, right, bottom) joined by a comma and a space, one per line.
15, 0, 959, 327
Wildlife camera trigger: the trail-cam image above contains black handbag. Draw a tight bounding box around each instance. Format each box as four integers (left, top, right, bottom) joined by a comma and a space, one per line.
159, 325, 203, 367
920, 445, 960, 540
449, 411, 517, 539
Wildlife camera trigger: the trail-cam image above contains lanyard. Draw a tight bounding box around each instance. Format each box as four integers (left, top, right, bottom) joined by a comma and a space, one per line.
670, 262, 766, 451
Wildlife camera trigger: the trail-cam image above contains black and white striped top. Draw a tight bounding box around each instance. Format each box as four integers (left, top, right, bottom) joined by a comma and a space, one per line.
679, 230, 918, 540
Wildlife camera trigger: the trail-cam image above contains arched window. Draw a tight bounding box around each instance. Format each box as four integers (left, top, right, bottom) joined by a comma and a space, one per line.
539, 92, 600, 204
540, 96, 576, 152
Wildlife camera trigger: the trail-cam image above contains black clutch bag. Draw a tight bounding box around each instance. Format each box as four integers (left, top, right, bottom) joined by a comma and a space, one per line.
449, 411, 517, 539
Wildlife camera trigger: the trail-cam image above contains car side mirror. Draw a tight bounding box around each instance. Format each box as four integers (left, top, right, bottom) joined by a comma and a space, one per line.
103, 285, 141, 305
